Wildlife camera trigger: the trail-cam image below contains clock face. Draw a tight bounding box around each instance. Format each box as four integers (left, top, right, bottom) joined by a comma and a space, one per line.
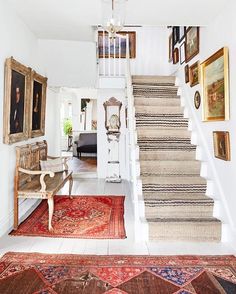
109, 114, 119, 129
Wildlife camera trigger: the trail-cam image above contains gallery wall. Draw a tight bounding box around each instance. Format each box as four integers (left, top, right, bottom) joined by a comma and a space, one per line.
0, 0, 60, 237
169, 1, 236, 243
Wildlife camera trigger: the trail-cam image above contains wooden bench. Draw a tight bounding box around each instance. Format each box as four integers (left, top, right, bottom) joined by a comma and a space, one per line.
14, 140, 73, 232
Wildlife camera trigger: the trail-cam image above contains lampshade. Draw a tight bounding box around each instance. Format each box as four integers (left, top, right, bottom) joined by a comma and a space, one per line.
102, 0, 126, 38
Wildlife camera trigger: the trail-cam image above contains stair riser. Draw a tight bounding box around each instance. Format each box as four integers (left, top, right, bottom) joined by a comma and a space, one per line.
149, 222, 221, 242
139, 151, 196, 161
132, 75, 176, 85
143, 192, 207, 200
142, 185, 207, 194
135, 99, 180, 107
145, 205, 214, 219
140, 163, 201, 176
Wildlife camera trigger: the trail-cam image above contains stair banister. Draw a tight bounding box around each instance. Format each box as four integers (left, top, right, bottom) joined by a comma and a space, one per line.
125, 34, 138, 205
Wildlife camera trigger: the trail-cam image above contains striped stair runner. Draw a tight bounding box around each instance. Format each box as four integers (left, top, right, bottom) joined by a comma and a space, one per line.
133, 75, 221, 242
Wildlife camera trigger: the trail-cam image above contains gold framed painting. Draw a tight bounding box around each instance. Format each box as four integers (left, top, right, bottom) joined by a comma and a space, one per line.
29, 71, 48, 138
3, 57, 31, 144
201, 47, 229, 121
185, 27, 199, 63
98, 31, 136, 59
189, 61, 200, 87
213, 131, 230, 161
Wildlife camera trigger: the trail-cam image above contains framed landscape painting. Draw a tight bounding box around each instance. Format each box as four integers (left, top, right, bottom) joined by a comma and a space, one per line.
201, 47, 229, 121
98, 31, 136, 59
185, 27, 199, 62
213, 131, 230, 161
29, 71, 47, 138
3, 57, 31, 144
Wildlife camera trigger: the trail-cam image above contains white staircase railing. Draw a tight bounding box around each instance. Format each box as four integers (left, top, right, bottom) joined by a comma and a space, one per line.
125, 35, 141, 240
97, 29, 127, 77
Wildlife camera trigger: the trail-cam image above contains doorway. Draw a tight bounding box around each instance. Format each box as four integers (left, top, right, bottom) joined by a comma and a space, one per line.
59, 88, 98, 175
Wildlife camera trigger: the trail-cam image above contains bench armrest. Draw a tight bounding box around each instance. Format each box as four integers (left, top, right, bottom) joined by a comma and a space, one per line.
18, 167, 55, 192
47, 155, 70, 171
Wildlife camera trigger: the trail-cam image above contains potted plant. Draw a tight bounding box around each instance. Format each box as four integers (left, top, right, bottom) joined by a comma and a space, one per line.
63, 119, 73, 151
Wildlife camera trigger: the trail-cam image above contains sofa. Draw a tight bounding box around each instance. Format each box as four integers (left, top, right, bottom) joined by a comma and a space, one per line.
73, 133, 97, 158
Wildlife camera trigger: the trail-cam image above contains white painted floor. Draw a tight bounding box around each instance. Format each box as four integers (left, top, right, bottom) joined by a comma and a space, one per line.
0, 179, 235, 257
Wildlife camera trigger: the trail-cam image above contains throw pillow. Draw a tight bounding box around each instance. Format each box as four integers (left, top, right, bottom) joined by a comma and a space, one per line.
40, 158, 64, 173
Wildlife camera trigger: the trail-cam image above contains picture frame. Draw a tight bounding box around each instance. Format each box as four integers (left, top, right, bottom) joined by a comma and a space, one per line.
213, 131, 230, 161
185, 64, 190, 83
29, 71, 47, 138
3, 57, 31, 144
179, 26, 187, 43
168, 33, 173, 62
172, 27, 180, 45
201, 47, 229, 121
194, 91, 201, 109
173, 48, 179, 64
180, 42, 185, 64
98, 31, 136, 59
189, 61, 200, 87
185, 27, 200, 62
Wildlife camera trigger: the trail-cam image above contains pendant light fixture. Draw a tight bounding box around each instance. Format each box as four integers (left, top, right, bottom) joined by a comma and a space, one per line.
102, 0, 126, 39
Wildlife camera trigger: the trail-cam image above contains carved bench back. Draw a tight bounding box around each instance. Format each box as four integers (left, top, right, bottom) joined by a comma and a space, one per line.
15, 140, 48, 188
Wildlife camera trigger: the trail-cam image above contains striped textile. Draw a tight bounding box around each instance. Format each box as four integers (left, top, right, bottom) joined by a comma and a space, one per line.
133, 75, 221, 242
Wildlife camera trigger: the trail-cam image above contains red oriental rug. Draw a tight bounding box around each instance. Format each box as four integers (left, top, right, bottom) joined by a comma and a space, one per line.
10, 196, 126, 239
0, 253, 236, 294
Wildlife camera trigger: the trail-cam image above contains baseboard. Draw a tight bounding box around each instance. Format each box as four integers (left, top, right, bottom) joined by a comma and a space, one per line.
0, 199, 40, 238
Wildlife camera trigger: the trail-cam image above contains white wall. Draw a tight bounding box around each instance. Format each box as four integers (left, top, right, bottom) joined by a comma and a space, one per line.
38, 40, 97, 88
169, 1, 236, 243
0, 1, 59, 236
130, 26, 169, 75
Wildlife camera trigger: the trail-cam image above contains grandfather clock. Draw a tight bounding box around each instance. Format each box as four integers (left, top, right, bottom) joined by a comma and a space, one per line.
103, 97, 122, 183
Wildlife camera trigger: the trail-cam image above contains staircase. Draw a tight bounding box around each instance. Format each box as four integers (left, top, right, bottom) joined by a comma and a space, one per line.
133, 75, 221, 242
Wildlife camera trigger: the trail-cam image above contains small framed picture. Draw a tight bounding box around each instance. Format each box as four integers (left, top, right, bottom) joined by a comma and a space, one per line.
194, 91, 201, 109
172, 27, 180, 45
179, 27, 187, 43
173, 48, 179, 64
189, 61, 200, 87
180, 42, 185, 64
168, 33, 173, 62
185, 27, 200, 63
213, 131, 230, 161
185, 64, 189, 83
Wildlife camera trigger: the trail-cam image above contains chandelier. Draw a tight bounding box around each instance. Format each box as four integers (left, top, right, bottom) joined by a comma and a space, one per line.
102, 0, 126, 39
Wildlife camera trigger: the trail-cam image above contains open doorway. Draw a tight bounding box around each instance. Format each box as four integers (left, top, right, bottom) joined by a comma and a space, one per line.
60, 88, 98, 175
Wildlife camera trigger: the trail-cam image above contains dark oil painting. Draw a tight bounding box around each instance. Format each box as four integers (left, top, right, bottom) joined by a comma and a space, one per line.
10, 70, 25, 134
32, 80, 42, 131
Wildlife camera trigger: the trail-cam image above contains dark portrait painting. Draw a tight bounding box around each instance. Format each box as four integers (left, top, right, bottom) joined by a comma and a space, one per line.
10, 70, 25, 134
32, 80, 42, 131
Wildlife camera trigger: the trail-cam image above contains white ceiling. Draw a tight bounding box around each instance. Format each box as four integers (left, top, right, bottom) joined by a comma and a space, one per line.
7, 0, 231, 41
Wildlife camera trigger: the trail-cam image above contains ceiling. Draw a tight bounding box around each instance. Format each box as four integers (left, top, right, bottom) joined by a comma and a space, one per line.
7, 0, 231, 41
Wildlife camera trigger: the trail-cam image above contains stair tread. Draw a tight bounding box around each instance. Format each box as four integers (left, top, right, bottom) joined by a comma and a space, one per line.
142, 176, 206, 184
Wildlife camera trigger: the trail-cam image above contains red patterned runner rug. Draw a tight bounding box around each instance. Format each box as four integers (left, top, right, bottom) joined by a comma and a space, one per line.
10, 196, 126, 239
0, 253, 236, 294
